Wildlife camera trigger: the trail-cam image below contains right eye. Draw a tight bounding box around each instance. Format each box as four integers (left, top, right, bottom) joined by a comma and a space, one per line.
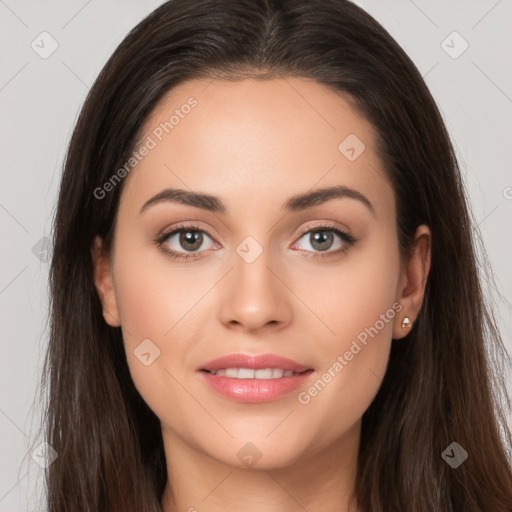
155, 223, 220, 260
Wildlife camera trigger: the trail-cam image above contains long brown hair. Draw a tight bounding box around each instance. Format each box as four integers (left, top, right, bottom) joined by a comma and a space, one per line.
41, 0, 512, 510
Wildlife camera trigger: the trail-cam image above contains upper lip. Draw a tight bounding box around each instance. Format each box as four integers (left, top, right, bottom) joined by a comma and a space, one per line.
199, 353, 313, 373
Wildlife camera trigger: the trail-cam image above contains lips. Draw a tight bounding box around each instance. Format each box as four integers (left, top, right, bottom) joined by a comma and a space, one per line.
198, 353, 315, 403
199, 353, 312, 373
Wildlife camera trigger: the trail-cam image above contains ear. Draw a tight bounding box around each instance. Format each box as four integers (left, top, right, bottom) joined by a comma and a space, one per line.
393, 224, 431, 339
91, 236, 121, 327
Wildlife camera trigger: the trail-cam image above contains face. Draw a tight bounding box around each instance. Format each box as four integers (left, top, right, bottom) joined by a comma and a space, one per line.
93, 77, 430, 471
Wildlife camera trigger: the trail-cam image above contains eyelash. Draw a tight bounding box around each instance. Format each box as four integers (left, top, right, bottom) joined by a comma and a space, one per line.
154, 222, 358, 261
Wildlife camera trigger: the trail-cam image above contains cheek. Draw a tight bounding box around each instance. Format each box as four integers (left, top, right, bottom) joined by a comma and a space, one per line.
110, 241, 189, 398
112, 229, 195, 341
115, 262, 169, 341
294, 233, 400, 433
296, 228, 400, 352
334, 234, 400, 365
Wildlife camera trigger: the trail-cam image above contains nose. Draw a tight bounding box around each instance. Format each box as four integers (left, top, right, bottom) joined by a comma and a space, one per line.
218, 244, 292, 333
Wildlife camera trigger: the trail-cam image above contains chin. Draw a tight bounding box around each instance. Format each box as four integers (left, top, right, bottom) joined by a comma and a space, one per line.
204, 436, 308, 471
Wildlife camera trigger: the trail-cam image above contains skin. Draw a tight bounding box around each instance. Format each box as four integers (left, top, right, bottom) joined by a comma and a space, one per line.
92, 77, 431, 512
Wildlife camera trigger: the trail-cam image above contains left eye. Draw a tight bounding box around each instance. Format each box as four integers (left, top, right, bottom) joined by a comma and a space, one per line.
292, 227, 353, 254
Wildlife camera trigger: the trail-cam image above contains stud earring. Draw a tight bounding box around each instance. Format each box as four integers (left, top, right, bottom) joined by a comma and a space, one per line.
401, 317, 411, 330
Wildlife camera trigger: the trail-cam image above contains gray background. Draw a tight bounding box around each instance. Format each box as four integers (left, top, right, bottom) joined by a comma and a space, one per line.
1, 0, 511, 509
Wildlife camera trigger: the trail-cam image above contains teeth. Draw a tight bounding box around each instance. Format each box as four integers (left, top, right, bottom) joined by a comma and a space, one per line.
208, 367, 300, 379
238, 368, 255, 379
255, 368, 273, 379
225, 368, 238, 378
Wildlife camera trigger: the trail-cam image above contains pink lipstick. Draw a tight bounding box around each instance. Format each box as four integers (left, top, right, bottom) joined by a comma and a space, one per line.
198, 353, 314, 403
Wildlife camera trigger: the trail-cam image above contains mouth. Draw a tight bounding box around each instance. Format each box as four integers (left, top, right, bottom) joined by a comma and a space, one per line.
198, 353, 315, 403
200, 368, 311, 379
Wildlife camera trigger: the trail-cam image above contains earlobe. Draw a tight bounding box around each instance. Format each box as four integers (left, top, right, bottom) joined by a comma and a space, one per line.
393, 225, 431, 339
91, 236, 121, 327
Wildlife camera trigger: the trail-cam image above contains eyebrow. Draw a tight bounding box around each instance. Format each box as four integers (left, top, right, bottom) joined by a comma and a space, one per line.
140, 185, 375, 216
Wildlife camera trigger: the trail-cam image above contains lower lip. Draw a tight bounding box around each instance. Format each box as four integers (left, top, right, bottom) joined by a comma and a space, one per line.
199, 370, 314, 403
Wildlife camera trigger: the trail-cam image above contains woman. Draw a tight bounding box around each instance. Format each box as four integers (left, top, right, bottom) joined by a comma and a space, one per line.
41, 0, 512, 510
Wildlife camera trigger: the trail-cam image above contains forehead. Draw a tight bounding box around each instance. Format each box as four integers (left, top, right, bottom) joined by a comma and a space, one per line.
119, 77, 392, 220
